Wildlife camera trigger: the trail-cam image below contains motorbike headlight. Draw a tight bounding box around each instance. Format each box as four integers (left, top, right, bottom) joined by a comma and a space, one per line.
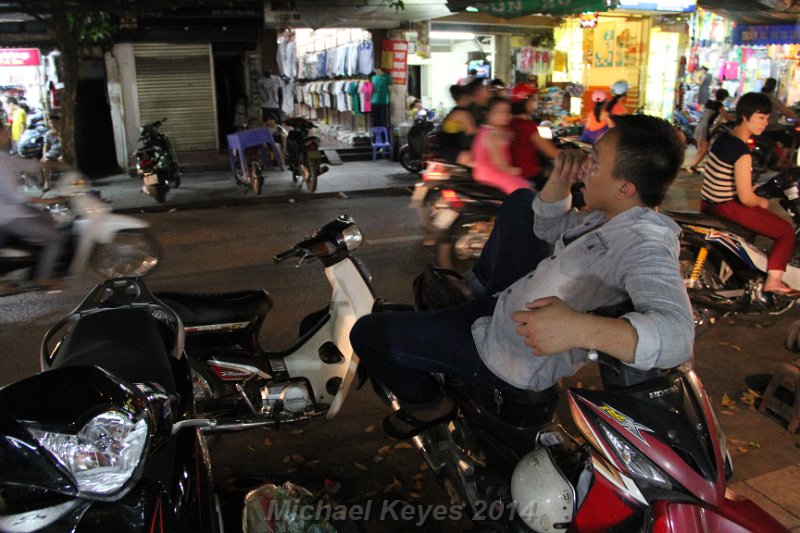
341, 224, 363, 251
597, 421, 672, 491
29, 409, 149, 498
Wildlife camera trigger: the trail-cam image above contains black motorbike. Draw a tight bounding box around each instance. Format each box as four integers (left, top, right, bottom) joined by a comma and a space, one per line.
399, 112, 436, 173
0, 277, 223, 531
135, 118, 181, 204
18, 114, 47, 159
282, 117, 328, 193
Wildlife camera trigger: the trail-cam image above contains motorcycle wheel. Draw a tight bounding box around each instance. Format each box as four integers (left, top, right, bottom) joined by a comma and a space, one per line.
679, 245, 724, 335
399, 146, 423, 173
301, 154, 318, 193
249, 160, 264, 195
165, 171, 181, 189
90, 229, 160, 278
147, 183, 167, 204
437, 214, 495, 274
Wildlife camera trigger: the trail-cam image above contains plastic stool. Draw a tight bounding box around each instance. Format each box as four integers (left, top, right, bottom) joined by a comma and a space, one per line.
758, 362, 800, 434
226, 128, 284, 177
370, 127, 391, 161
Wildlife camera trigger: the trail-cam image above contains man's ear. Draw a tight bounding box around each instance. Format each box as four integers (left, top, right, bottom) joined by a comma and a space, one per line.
617, 180, 638, 200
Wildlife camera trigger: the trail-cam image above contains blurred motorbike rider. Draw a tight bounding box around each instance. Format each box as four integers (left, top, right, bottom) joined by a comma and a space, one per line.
350, 115, 693, 439
0, 157, 65, 290
436, 83, 479, 166
508, 83, 559, 190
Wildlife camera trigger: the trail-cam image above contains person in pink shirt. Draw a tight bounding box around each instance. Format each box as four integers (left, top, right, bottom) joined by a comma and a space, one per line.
471, 97, 530, 195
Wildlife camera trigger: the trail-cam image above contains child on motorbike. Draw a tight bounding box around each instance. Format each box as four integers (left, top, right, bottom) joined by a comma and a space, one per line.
471, 97, 531, 195
700, 92, 797, 295
350, 115, 692, 439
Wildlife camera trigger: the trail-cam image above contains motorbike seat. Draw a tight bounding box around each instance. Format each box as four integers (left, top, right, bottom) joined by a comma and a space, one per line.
156, 289, 273, 327
450, 378, 559, 429
52, 307, 177, 395
666, 210, 757, 242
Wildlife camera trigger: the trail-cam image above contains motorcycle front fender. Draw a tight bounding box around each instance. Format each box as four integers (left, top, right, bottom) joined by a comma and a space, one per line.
650, 494, 791, 533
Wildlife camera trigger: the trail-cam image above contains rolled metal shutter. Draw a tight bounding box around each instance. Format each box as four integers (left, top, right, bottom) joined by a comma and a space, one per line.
133, 43, 218, 151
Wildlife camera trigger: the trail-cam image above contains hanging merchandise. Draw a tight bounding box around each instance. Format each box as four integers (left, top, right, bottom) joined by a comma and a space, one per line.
517, 47, 553, 76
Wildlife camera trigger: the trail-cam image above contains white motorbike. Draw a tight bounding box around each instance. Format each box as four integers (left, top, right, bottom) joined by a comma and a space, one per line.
0, 174, 159, 293
155, 215, 403, 431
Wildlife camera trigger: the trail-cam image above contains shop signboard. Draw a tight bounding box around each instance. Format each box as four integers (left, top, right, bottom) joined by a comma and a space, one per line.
0, 48, 41, 67
381, 40, 408, 85
616, 0, 696, 11
446, 0, 607, 18
732, 25, 800, 46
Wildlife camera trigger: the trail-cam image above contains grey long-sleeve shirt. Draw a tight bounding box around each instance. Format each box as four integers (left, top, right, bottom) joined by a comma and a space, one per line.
471, 195, 694, 391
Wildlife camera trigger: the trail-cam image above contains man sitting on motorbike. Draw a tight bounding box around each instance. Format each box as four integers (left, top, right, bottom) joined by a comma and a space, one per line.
0, 159, 66, 291
350, 114, 693, 439
436, 83, 479, 166
700, 92, 797, 295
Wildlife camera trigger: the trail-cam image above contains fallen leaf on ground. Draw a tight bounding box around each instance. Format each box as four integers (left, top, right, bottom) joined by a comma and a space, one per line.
394, 442, 413, 450
408, 492, 422, 499
292, 455, 305, 464
412, 474, 425, 481
721, 410, 735, 415
282, 455, 292, 463
728, 438, 748, 446
384, 479, 402, 493
738, 447, 749, 454
285, 467, 298, 474
749, 442, 761, 449
373, 456, 384, 464
264, 437, 273, 447
365, 425, 376, 433
306, 460, 320, 468
378, 445, 392, 455
419, 462, 429, 471
413, 479, 423, 491
721, 393, 737, 407
354, 462, 368, 471
363, 491, 378, 498
247, 445, 256, 452
290, 429, 305, 435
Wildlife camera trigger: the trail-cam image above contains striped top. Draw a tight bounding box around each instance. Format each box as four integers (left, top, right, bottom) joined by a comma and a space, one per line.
701, 133, 751, 203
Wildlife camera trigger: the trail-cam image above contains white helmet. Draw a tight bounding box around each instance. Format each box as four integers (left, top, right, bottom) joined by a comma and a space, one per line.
611, 80, 629, 96
511, 448, 575, 533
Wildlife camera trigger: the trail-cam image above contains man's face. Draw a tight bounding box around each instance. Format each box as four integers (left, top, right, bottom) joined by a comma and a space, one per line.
578, 131, 625, 212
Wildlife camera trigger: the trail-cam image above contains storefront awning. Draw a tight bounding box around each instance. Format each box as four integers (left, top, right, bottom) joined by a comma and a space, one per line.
446, 0, 609, 18
732, 24, 800, 46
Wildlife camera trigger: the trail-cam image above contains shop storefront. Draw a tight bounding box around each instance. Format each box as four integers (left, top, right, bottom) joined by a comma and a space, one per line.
0, 48, 45, 112
731, 24, 800, 105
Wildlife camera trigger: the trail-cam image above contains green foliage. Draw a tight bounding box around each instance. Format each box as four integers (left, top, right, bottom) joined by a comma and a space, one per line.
65, 10, 113, 44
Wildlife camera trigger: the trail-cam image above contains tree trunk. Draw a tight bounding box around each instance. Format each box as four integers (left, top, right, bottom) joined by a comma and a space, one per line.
51, 19, 80, 168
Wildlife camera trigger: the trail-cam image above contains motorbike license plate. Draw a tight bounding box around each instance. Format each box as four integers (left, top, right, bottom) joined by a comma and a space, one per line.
143, 173, 159, 186
432, 208, 460, 230
410, 185, 428, 207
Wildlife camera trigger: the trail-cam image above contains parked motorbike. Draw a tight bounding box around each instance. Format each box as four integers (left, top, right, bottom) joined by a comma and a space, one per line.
399, 110, 436, 173
391, 297, 789, 532
0, 175, 159, 294
281, 117, 328, 193
154, 215, 404, 430
18, 114, 47, 159
232, 143, 265, 195
0, 276, 224, 531
673, 108, 697, 147
667, 167, 800, 332
135, 118, 181, 204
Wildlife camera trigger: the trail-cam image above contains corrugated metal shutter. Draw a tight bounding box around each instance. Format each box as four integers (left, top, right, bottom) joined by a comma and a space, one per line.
134, 43, 217, 151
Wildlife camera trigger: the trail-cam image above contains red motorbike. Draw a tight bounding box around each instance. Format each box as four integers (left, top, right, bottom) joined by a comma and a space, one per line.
391, 300, 790, 532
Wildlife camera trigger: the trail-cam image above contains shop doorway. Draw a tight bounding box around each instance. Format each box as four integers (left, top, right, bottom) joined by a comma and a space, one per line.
213, 53, 246, 147
408, 65, 421, 100
645, 28, 680, 120
76, 79, 118, 176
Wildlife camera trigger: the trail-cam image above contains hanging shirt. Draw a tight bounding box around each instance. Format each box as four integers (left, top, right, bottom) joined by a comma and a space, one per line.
259, 76, 282, 109
347, 44, 359, 76
281, 78, 295, 116
371, 72, 392, 105
349, 81, 360, 114
360, 81, 373, 112
357, 41, 374, 76
276, 39, 297, 78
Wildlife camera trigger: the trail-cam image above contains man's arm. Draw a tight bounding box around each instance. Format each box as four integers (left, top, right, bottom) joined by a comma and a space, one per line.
512, 235, 694, 369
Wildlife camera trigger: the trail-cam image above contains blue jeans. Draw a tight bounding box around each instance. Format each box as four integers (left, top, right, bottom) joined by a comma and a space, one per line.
350, 189, 551, 405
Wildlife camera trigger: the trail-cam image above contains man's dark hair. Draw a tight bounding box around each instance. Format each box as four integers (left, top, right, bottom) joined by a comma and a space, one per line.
6, 96, 17, 105
761, 77, 777, 94
486, 96, 510, 112
715, 88, 729, 101
608, 114, 685, 208
735, 92, 772, 124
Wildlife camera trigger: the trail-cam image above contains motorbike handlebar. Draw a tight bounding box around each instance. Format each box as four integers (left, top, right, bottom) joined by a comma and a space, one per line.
273, 248, 301, 264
